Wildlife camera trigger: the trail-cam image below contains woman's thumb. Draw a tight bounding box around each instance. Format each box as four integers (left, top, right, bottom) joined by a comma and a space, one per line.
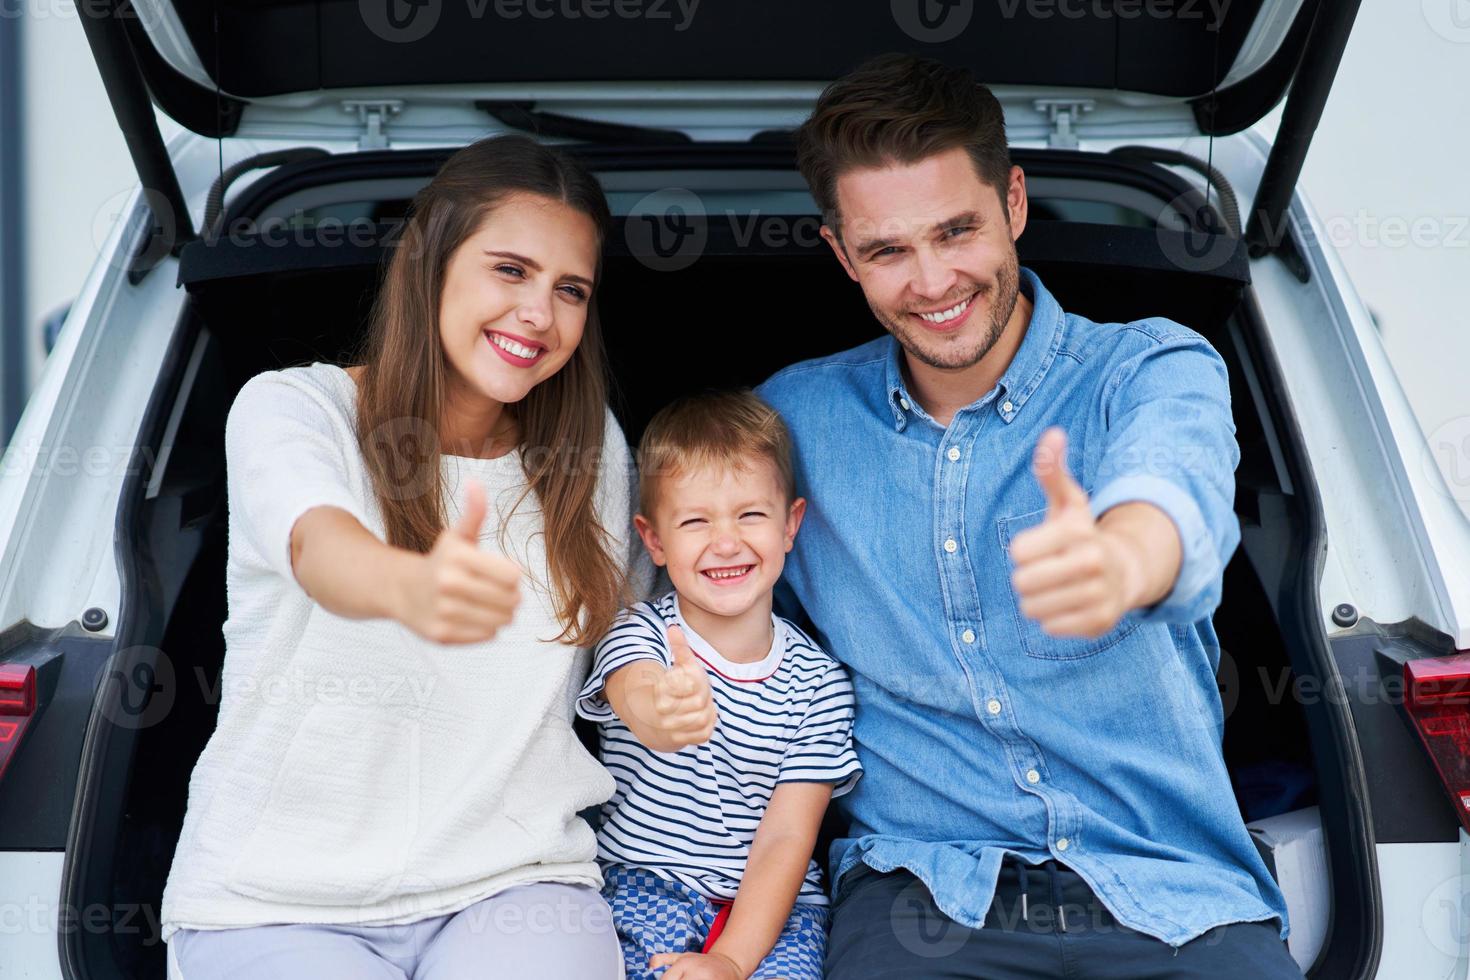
453, 479, 488, 542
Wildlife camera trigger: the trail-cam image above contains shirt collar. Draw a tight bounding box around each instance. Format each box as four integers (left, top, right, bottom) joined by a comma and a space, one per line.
671, 593, 787, 682
885, 266, 1064, 431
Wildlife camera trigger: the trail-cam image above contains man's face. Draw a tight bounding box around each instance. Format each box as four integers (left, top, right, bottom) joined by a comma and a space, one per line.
823, 147, 1028, 371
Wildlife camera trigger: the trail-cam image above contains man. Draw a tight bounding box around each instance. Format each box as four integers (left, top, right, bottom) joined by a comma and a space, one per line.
756, 53, 1300, 978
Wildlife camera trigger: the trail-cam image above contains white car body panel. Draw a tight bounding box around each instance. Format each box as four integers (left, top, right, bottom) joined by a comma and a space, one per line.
1225, 133, 1470, 650
0, 852, 67, 980
1376, 836, 1470, 979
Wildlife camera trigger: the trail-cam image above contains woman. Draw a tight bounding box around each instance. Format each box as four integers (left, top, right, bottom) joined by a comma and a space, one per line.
161, 135, 646, 978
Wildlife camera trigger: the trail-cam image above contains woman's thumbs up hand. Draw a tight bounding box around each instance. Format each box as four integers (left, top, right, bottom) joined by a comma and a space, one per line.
395, 479, 523, 644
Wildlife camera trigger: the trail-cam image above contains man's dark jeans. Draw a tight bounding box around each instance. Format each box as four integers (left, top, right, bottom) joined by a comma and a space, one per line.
824, 860, 1304, 979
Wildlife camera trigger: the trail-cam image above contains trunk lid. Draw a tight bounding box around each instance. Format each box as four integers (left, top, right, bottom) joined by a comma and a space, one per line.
126, 0, 1317, 142
83, 0, 1361, 264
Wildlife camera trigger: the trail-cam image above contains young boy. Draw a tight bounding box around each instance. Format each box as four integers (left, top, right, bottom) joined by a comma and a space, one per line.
576, 390, 861, 980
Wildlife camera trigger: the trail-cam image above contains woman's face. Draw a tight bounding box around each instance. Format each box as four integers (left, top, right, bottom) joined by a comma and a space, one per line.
438, 192, 600, 407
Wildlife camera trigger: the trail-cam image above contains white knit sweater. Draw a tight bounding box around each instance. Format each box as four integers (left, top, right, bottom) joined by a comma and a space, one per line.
159, 361, 645, 941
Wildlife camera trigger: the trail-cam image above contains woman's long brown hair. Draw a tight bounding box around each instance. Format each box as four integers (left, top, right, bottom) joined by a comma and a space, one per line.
351, 134, 625, 646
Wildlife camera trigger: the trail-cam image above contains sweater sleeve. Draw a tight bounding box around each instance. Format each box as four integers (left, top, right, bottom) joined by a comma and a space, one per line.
225, 372, 372, 588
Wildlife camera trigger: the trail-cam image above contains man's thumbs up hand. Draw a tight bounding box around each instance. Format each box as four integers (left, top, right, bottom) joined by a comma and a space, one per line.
1034, 427, 1090, 518
1007, 428, 1133, 640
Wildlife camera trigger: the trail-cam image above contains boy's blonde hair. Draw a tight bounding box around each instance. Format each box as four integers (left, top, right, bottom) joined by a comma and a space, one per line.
637, 390, 797, 517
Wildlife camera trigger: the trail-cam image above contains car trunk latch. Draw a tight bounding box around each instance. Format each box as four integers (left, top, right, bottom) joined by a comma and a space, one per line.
343, 99, 405, 151
1034, 99, 1095, 150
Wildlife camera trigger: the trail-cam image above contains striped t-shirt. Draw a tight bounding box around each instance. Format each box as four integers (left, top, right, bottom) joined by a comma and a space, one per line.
575, 590, 862, 904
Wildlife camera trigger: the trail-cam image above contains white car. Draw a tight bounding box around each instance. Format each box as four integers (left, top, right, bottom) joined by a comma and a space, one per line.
1, 1, 1467, 978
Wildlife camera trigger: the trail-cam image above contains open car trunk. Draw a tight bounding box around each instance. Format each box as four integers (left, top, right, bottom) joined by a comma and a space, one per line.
62, 145, 1374, 980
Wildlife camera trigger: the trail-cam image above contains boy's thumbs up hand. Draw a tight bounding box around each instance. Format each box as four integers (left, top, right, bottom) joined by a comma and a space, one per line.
647, 625, 718, 749
663, 625, 704, 690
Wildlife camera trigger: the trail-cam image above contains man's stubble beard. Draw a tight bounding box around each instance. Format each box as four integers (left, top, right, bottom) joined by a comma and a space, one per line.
872, 245, 1021, 372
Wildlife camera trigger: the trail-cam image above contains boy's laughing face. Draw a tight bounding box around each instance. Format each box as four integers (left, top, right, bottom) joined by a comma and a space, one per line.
634, 458, 805, 623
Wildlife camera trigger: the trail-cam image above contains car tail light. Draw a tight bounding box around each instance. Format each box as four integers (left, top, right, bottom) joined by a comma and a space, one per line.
1404, 652, 1470, 832
0, 663, 38, 783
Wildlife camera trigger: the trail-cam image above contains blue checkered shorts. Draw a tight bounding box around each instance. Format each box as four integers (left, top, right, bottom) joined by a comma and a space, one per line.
602, 865, 829, 980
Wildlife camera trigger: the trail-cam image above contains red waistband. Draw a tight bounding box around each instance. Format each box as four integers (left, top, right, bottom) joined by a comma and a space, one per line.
700, 898, 734, 954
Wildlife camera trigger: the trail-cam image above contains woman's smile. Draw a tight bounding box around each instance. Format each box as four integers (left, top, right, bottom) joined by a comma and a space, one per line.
484, 329, 549, 367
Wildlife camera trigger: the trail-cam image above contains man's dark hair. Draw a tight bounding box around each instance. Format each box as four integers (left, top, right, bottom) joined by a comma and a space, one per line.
794, 53, 1012, 234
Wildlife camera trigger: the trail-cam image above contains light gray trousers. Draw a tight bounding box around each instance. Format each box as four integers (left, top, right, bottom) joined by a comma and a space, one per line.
167, 882, 624, 980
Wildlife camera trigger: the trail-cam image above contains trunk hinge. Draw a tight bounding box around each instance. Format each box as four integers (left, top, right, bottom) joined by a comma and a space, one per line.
1034, 99, 1095, 149
343, 99, 404, 150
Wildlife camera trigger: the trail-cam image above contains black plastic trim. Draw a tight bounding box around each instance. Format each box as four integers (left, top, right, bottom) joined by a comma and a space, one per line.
218, 143, 1212, 227
58, 311, 204, 980
179, 216, 1250, 292
185, 142, 1238, 292
0, 628, 113, 850
1192, 0, 1322, 136
203, 147, 332, 234
1362, 627, 1464, 842
1233, 289, 1381, 980
120, 3, 244, 138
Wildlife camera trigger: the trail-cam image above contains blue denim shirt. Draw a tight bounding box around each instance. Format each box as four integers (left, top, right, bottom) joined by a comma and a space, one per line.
756, 267, 1288, 947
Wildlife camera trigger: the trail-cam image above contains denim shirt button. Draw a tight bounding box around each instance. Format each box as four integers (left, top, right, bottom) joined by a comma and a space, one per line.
947, 446, 961, 462
1026, 769, 1041, 784
1056, 838, 1070, 851
899, 397, 911, 411
986, 699, 1001, 715
944, 539, 958, 553
1002, 400, 1014, 414
962, 629, 976, 644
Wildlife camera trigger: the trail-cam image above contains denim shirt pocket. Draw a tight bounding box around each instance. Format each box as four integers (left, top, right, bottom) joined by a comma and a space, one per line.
996, 505, 1143, 661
